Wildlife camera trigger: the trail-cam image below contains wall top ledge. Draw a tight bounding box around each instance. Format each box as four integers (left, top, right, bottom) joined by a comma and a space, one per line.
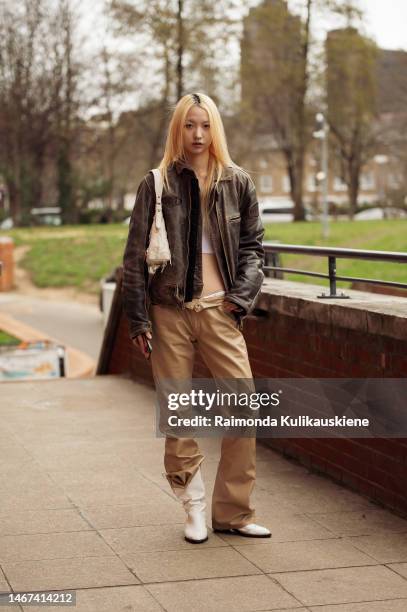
257, 279, 407, 341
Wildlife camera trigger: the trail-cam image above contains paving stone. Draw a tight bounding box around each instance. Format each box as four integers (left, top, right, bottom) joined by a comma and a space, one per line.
0, 463, 54, 482
10, 431, 97, 446
308, 600, 407, 611
147, 574, 299, 611
121, 547, 261, 583
255, 470, 340, 495
272, 565, 407, 607
30, 452, 132, 471
266, 609, 308, 612
0, 472, 70, 513
264, 491, 372, 514
3, 555, 138, 591
257, 496, 369, 517
1, 377, 406, 611
0, 445, 35, 465
88, 425, 155, 441
48, 471, 167, 507
55, 484, 163, 508
100, 524, 228, 553
44, 466, 154, 488
0, 604, 21, 612
242, 490, 299, 517
235, 538, 377, 573
387, 562, 407, 579
0, 509, 90, 537
347, 533, 407, 563
81, 500, 183, 529
0, 567, 10, 590
26, 441, 119, 461
0, 531, 114, 562
308, 508, 407, 536
21, 585, 162, 612
104, 438, 164, 458
0, 493, 73, 514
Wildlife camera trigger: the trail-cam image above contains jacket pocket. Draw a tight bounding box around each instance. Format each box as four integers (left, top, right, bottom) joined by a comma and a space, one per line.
227, 213, 241, 222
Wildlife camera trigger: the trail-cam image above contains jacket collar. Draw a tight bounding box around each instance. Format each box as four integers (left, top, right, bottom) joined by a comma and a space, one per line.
171, 159, 234, 182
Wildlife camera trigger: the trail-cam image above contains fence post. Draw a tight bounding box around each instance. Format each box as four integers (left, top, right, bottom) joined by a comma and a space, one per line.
318, 256, 349, 299
264, 242, 283, 279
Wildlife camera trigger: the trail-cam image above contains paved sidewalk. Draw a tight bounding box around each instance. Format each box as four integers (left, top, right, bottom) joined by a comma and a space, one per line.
1, 376, 407, 611
0, 293, 104, 360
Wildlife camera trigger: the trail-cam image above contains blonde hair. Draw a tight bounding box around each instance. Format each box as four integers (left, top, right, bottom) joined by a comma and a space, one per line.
158, 92, 248, 229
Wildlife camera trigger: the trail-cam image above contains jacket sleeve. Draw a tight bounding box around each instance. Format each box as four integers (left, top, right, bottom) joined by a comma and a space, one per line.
224, 174, 265, 316
122, 172, 155, 339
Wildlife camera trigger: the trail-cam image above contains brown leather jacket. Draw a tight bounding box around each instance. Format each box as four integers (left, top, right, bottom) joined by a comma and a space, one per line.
122, 159, 265, 338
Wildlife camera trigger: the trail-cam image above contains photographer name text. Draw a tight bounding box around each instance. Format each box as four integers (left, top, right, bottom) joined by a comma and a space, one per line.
167, 415, 370, 428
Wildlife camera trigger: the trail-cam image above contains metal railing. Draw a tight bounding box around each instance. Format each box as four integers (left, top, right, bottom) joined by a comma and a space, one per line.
263, 242, 407, 299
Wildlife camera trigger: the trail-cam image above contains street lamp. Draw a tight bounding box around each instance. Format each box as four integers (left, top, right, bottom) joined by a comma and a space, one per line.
313, 112, 329, 239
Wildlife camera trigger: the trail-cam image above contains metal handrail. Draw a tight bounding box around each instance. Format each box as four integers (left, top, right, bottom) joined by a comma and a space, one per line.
263, 242, 407, 299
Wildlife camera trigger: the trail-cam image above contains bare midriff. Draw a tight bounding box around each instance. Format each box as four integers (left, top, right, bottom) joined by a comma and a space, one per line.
201, 252, 225, 296
197, 179, 225, 297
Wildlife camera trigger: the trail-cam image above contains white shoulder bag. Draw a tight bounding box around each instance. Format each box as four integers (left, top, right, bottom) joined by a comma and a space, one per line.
145, 168, 171, 274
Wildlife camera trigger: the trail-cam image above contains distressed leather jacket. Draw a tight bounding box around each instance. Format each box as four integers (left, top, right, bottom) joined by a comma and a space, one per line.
122, 159, 265, 338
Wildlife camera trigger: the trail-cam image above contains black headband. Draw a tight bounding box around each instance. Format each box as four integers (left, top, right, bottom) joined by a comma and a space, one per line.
191, 93, 201, 104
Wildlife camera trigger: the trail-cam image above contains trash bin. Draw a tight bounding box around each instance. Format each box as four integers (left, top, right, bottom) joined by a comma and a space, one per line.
0, 236, 14, 291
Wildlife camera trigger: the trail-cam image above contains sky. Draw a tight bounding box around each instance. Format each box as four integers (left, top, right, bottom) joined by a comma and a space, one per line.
285, 0, 407, 50
358, 0, 407, 50
80, 0, 407, 52
77, 0, 407, 117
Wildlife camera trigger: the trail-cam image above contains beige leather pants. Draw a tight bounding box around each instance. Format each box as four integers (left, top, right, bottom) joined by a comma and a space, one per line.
149, 293, 256, 530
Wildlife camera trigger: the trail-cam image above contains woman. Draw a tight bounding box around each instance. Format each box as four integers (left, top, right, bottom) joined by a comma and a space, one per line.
122, 92, 271, 543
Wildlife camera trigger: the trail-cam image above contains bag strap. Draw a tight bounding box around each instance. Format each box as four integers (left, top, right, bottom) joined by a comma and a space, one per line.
151, 168, 164, 230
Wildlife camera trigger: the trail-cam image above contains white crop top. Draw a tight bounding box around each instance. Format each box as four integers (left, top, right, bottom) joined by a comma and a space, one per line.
202, 225, 214, 254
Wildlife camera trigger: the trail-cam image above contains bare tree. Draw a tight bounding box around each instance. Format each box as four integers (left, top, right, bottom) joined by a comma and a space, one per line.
326, 26, 379, 218
240, 0, 312, 221
108, 0, 240, 168
0, 0, 83, 225
56, 0, 83, 224
0, 0, 43, 223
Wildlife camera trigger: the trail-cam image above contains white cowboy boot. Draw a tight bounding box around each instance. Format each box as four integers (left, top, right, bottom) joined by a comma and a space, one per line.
175, 468, 208, 544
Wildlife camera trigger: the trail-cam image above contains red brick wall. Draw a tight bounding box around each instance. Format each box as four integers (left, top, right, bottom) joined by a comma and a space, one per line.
243, 313, 407, 517
103, 294, 407, 518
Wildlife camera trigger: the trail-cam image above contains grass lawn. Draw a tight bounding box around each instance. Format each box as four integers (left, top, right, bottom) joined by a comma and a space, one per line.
0, 330, 20, 346
1, 219, 406, 294
263, 219, 407, 289
7, 225, 126, 294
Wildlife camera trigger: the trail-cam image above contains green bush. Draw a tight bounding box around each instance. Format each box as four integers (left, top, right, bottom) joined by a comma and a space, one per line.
78, 208, 129, 224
